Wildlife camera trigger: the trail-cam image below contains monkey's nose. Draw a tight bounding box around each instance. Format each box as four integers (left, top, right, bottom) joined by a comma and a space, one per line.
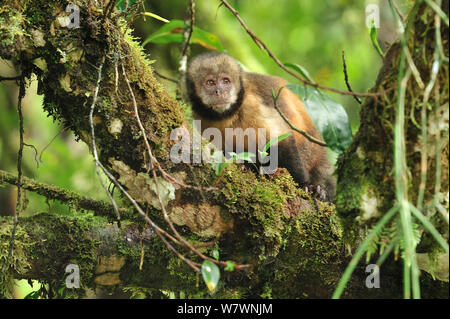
215, 90, 219, 95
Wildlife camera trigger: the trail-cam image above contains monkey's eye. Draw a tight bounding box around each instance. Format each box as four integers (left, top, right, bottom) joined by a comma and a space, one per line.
222, 78, 231, 84
206, 79, 215, 86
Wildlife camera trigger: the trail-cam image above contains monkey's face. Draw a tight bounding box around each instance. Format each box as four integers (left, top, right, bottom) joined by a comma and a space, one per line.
187, 53, 243, 115
198, 72, 237, 112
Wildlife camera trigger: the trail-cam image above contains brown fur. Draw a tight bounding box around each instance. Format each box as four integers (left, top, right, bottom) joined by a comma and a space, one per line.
186, 52, 335, 201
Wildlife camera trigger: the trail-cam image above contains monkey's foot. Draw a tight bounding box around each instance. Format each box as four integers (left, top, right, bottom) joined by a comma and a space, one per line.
303, 185, 328, 202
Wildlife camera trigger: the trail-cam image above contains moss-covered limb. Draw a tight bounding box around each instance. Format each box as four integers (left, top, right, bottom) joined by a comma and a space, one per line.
0, 212, 203, 297
0, 169, 134, 220
1, 211, 447, 298
0, 0, 337, 263
335, 2, 449, 244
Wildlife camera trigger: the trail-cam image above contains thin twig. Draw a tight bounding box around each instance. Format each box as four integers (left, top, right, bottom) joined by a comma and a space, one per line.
341, 50, 362, 104
38, 126, 69, 163
88, 59, 201, 270
180, 0, 196, 65
0, 75, 21, 81
153, 70, 178, 83
176, 0, 196, 101
2, 75, 26, 272
424, 0, 449, 27
219, 0, 382, 100
0, 169, 133, 219
120, 51, 248, 270
273, 88, 327, 147
119, 52, 156, 172
88, 62, 121, 226
23, 142, 40, 169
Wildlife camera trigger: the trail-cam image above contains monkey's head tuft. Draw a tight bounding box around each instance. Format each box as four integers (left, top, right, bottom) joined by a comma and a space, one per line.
186, 52, 244, 119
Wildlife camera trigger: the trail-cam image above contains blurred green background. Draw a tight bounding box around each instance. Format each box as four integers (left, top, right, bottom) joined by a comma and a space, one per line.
0, 0, 403, 297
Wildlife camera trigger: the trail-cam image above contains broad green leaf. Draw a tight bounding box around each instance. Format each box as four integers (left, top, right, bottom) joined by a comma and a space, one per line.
369, 19, 384, 58
201, 260, 220, 292
285, 84, 353, 154
284, 63, 315, 83
142, 19, 224, 51
24, 290, 41, 299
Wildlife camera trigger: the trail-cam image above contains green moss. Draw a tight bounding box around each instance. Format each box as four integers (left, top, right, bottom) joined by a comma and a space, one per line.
218, 166, 303, 261
0, 220, 33, 298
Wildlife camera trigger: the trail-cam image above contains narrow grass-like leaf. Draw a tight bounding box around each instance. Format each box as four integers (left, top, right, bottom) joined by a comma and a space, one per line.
284, 63, 315, 83
212, 249, 220, 260
369, 19, 384, 58
409, 204, 449, 254
263, 132, 292, 153
332, 206, 399, 299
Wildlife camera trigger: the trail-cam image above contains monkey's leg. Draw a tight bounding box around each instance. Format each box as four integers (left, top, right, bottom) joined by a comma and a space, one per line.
310, 166, 336, 202
268, 136, 310, 187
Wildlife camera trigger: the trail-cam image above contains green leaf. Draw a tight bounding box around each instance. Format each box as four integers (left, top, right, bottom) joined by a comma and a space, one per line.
284, 63, 315, 83
214, 162, 228, 176
228, 152, 256, 163
212, 249, 220, 260
285, 84, 353, 154
369, 19, 384, 58
258, 150, 269, 160
213, 151, 256, 176
263, 132, 292, 153
24, 290, 41, 299
201, 260, 220, 292
142, 19, 224, 51
224, 261, 235, 272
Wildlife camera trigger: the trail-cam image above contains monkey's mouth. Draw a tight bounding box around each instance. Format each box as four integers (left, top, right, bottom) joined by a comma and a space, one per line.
210, 102, 232, 112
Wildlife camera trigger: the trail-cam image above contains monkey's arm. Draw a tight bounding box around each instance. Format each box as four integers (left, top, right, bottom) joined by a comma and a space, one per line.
275, 135, 310, 187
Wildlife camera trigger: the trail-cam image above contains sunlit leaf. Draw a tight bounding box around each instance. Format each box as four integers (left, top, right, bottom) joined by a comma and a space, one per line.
201, 260, 220, 292
214, 162, 228, 176
224, 261, 235, 272
285, 84, 353, 154
369, 19, 384, 58
228, 151, 256, 163
262, 132, 292, 153
284, 63, 315, 83
142, 12, 170, 23
212, 249, 220, 260
142, 19, 223, 51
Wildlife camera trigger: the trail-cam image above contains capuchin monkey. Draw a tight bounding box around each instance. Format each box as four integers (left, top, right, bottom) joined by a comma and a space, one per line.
185, 52, 335, 201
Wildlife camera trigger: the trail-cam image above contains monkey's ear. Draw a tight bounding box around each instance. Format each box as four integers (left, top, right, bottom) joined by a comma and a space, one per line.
234, 59, 249, 72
